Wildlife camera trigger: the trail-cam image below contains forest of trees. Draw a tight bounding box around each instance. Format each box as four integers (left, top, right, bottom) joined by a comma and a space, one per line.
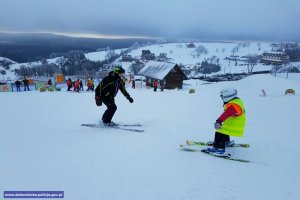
13, 41, 148, 78
285, 48, 300, 62
0, 59, 13, 70
198, 60, 221, 74
14, 50, 103, 78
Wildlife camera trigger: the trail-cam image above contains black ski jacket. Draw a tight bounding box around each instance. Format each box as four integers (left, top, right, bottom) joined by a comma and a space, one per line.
95, 72, 130, 99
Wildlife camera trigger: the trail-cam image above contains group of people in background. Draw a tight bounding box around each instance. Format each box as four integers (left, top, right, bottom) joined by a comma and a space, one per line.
12, 75, 156, 93
66, 77, 94, 92
14, 78, 30, 92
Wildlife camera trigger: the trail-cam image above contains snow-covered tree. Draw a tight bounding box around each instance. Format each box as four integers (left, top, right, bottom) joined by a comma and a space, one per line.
195, 45, 208, 57
231, 46, 239, 55
246, 54, 259, 73
0, 69, 6, 79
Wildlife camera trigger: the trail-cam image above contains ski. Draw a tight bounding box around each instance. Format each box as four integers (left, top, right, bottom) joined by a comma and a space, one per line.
117, 123, 142, 127
110, 126, 144, 133
180, 145, 250, 163
186, 140, 250, 148
81, 123, 144, 133
81, 124, 101, 128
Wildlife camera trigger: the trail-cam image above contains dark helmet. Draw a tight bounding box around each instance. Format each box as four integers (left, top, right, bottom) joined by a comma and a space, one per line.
113, 66, 125, 74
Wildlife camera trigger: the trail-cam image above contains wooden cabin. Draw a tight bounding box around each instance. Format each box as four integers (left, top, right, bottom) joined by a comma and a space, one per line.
138, 61, 188, 89
141, 50, 156, 60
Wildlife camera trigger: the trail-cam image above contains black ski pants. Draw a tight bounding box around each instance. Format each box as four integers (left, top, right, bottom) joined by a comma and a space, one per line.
102, 97, 117, 123
213, 132, 230, 149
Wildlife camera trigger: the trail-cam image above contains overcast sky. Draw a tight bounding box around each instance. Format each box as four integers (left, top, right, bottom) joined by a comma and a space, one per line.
0, 0, 299, 41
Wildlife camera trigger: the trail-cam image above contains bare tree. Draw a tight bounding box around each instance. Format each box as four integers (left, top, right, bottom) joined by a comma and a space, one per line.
56, 57, 68, 67
195, 45, 208, 57
18, 65, 30, 78
231, 46, 239, 55
246, 54, 259, 73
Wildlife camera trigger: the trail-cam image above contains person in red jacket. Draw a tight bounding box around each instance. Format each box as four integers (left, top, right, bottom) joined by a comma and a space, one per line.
153, 80, 158, 92
74, 79, 80, 92
67, 78, 72, 91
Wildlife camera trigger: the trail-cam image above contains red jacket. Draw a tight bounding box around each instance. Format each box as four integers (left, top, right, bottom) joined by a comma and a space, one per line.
75, 80, 80, 88
67, 80, 72, 86
87, 80, 92, 87
217, 103, 243, 122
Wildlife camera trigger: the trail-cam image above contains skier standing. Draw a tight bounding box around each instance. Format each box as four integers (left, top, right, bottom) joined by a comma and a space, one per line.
48, 79, 52, 86
205, 88, 246, 156
91, 78, 95, 91
86, 78, 91, 91
23, 78, 30, 91
153, 80, 158, 92
15, 80, 21, 92
95, 67, 134, 126
74, 79, 80, 92
79, 80, 84, 91
67, 78, 72, 91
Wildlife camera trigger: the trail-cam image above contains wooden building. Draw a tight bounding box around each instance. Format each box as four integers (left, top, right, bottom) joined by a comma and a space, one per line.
121, 55, 134, 62
141, 50, 156, 60
138, 61, 188, 89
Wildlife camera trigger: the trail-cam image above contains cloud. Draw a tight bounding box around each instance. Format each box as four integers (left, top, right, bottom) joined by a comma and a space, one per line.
1, 0, 300, 41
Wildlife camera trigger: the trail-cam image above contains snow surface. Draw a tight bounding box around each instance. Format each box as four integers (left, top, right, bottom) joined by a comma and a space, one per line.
0, 57, 17, 64
1, 74, 300, 200
85, 49, 123, 62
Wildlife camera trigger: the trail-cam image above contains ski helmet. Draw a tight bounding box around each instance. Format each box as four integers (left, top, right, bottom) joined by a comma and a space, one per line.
113, 66, 125, 74
220, 88, 237, 102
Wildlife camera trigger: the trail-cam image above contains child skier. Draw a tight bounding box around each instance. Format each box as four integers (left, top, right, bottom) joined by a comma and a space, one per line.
205, 88, 246, 157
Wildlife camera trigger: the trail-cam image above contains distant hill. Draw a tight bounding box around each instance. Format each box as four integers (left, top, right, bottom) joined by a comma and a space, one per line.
0, 32, 156, 63
88, 41, 275, 77
5, 41, 300, 81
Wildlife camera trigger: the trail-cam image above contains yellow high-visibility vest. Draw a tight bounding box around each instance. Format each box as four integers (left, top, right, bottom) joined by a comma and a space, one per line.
217, 98, 246, 137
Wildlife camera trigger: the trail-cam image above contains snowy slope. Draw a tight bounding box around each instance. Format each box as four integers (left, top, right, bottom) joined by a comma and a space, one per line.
85, 49, 124, 61
1, 57, 64, 81
1, 74, 300, 200
86, 42, 276, 76
0, 57, 17, 81
1, 41, 291, 80
0, 57, 17, 64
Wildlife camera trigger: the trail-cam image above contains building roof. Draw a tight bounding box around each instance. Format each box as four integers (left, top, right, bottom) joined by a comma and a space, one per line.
138, 61, 180, 80
263, 52, 287, 55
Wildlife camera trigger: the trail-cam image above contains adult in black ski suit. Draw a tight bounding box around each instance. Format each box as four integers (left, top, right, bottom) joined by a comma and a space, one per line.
95, 67, 133, 125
